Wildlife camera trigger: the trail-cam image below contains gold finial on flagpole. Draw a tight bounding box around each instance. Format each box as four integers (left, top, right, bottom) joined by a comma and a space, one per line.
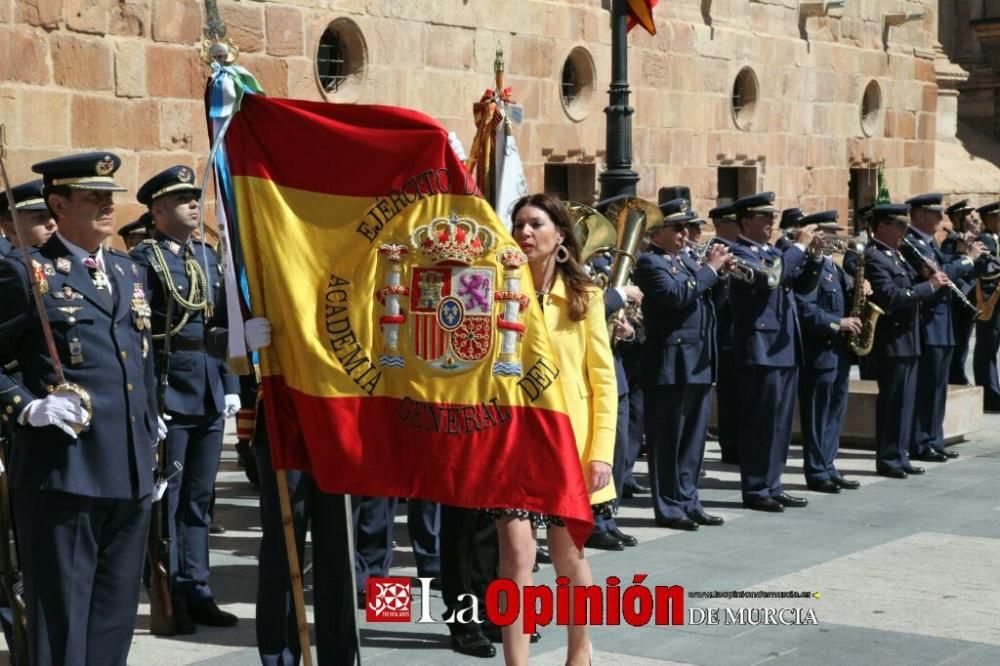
494, 43, 505, 93
199, 0, 240, 65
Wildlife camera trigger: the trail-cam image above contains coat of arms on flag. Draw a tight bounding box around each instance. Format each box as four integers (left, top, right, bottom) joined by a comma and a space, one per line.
376, 213, 530, 376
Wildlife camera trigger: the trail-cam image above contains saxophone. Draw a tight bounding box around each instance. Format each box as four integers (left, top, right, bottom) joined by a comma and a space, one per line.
846, 244, 884, 357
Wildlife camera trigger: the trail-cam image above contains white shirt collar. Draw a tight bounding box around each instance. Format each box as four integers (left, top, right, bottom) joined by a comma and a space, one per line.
56, 231, 105, 265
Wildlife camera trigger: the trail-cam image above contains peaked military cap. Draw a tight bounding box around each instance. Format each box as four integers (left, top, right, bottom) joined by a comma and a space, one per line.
856, 203, 875, 220
779, 207, 804, 229
905, 192, 944, 213
708, 204, 736, 222
800, 210, 842, 230
945, 199, 972, 217
976, 201, 1000, 216
137, 165, 201, 207
593, 194, 630, 216
871, 203, 910, 224
685, 215, 707, 227
117, 211, 153, 241
32, 152, 127, 192
658, 198, 694, 223
0, 179, 47, 215
734, 192, 777, 215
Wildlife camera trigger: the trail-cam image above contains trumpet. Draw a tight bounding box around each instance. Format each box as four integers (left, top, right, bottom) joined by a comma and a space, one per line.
686, 239, 777, 286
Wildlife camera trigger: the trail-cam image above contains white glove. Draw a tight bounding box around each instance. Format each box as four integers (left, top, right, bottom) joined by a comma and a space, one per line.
223, 394, 241, 419
244, 317, 272, 352
157, 415, 169, 441
18, 391, 89, 439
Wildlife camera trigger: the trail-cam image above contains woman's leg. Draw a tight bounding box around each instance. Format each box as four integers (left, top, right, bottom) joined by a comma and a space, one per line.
496, 517, 536, 666
547, 525, 592, 665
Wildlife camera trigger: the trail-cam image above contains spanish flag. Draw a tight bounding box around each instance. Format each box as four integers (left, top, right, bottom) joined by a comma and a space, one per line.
222, 96, 593, 545
627, 0, 659, 35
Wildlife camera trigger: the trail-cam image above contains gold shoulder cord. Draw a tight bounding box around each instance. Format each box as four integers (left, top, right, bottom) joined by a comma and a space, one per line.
148, 241, 210, 341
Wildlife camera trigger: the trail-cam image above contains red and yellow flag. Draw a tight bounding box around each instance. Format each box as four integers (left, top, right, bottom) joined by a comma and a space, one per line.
223, 96, 593, 544
627, 0, 659, 34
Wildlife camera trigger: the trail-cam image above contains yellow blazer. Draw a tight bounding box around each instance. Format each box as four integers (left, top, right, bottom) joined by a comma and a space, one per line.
541, 274, 618, 505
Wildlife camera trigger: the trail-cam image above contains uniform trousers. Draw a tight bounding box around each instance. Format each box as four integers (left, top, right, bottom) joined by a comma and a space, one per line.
13, 489, 150, 666
875, 357, 918, 471
645, 384, 711, 521
950, 308, 974, 385
798, 354, 851, 482
254, 416, 357, 666
737, 366, 798, 501
973, 318, 1000, 411
439, 505, 498, 632
354, 497, 440, 594
593, 392, 629, 535
622, 385, 644, 487
165, 412, 225, 608
912, 346, 952, 456
715, 347, 740, 463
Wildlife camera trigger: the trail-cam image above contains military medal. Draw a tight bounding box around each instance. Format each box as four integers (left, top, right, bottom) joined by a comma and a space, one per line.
131, 283, 151, 331
56, 257, 71, 273
43, 263, 55, 276
69, 337, 84, 365
31, 260, 50, 294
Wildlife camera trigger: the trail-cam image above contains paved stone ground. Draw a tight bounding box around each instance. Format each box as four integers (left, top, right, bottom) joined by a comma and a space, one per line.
3, 403, 999, 665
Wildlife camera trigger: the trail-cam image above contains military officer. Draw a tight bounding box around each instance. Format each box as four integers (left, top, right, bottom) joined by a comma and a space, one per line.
865, 203, 949, 478
793, 211, 863, 493
707, 204, 741, 464
0, 152, 163, 665
728, 192, 822, 512
778, 207, 804, 242
972, 201, 1000, 411
900, 194, 981, 462
0, 234, 9, 255
204, 309, 359, 665
0, 179, 57, 252
635, 199, 730, 530
130, 166, 241, 632
942, 200, 978, 385
118, 211, 153, 250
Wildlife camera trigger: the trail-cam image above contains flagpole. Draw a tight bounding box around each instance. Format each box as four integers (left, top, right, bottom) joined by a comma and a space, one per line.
599, 0, 640, 200
199, 2, 314, 664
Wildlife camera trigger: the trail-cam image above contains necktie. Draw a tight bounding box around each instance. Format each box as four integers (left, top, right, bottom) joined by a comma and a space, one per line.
83, 255, 114, 310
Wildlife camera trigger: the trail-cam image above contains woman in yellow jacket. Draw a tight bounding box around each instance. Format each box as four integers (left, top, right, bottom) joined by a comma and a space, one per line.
494, 193, 618, 665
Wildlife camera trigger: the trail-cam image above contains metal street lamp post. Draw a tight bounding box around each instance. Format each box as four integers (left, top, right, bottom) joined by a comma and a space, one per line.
599, 0, 641, 200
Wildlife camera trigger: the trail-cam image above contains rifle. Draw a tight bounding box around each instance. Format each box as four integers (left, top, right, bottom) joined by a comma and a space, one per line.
0, 434, 29, 665
147, 290, 177, 636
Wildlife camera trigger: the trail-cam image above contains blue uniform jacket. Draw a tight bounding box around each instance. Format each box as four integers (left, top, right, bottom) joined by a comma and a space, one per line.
0, 235, 157, 498
865, 238, 936, 358
973, 232, 1000, 314
900, 227, 975, 347
130, 234, 238, 417
634, 244, 719, 386
796, 256, 853, 370
727, 238, 821, 367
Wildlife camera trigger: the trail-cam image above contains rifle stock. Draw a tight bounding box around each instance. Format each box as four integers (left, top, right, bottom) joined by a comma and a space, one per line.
147, 291, 176, 636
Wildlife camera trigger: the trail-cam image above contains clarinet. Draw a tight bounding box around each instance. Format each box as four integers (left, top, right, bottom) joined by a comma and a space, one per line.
900, 236, 979, 314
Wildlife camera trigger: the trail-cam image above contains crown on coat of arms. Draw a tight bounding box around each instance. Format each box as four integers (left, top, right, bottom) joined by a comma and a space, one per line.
411, 212, 496, 264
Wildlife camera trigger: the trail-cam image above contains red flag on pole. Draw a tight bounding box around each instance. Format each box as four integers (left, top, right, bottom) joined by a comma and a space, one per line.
626, 0, 659, 35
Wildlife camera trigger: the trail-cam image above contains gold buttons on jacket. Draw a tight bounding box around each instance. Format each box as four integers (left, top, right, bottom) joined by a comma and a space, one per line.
120, 351, 128, 360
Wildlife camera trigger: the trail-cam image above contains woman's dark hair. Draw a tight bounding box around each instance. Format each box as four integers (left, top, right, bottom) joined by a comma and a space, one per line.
511, 193, 594, 322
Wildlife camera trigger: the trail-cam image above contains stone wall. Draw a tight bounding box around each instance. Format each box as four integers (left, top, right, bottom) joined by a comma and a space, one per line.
0, 0, 946, 226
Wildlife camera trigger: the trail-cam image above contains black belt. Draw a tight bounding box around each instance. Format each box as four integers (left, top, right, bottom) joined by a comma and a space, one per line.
170, 337, 205, 352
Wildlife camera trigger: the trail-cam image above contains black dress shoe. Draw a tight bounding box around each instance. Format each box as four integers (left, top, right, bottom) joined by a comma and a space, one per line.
450, 629, 496, 658
901, 465, 925, 475
743, 497, 784, 512
209, 523, 226, 535
877, 467, 907, 479
608, 527, 638, 546
689, 510, 724, 526
806, 479, 841, 494
913, 450, 947, 463
622, 482, 649, 498
831, 474, 860, 490
190, 600, 238, 627
775, 493, 808, 508
936, 448, 959, 459
174, 609, 197, 635
656, 517, 699, 531
585, 532, 625, 551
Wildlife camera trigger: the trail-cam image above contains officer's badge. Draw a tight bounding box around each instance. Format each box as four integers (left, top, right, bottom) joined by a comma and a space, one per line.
42, 263, 55, 276
177, 167, 193, 183
165, 240, 181, 255
375, 213, 527, 376
31, 260, 49, 294
56, 257, 71, 274
95, 156, 115, 176
113, 263, 124, 276
132, 264, 139, 277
